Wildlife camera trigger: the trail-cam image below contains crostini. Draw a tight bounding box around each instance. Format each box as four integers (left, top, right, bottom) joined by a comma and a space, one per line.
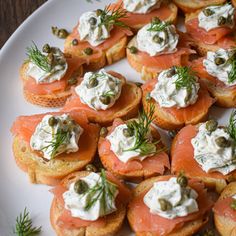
109, 0, 178, 30
142, 66, 215, 130
185, 3, 235, 55
171, 112, 236, 193
213, 182, 236, 236
61, 69, 142, 126
50, 170, 131, 236
21, 43, 83, 107
192, 47, 236, 107
128, 175, 213, 235
11, 111, 100, 185
126, 17, 195, 80
64, 5, 132, 71
98, 105, 170, 182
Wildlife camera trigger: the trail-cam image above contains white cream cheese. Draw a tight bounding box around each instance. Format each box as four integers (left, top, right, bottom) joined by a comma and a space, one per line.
144, 177, 199, 219
106, 124, 150, 162
191, 123, 236, 175
233, 194, 236, 200
27, 47, 68, 84
63, 172, 118, 221
203, 48, 235, 86
198, 4, 235, 32
75, 69, 122, 111
150, 67, 200, 108
78, 11, 112, 47
30, 114, 83, 160
123, 0, 162, 14
137, 22, 179, 56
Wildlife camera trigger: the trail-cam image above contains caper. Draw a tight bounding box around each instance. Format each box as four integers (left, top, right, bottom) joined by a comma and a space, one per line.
129, 46, 138, 54
100, 127, 108, 137
72, 39, 78, 46
99, 95, 111, 105
87, 77, 98, 88
218, 16, 226, 26
166, 67, 176, 77
108, 78, 116, 90
58, 29, 69, 39
135, 82, 143, 87
168, 130, 177, 139
215, 136, 231, 148
152, 17, 161, 24
177, 174, 188, 188
96, 9, 103, 16
84, 47, 93, 55
205, 119, 218, 132
203, 229, 215, 236
51, 26, 59, 35
74, 179, 89, 194
68, 76, 78, 85
227, 16, 233, 25
158, 198, 172, 211
153, 35, 163, 44
48, 116, 58, 126
42, 44, 51, 53
89, 17, 97, 25
47, 52, 54, 64
123, 127, 134, 137
85, 164, 97, 172
203, 8, 214, 17
58, 58, 66, 65
231, 199, 236, 210
214, 57, 225, 65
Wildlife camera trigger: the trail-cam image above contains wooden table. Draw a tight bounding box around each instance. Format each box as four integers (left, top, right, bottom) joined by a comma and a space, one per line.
0, 0, 47, 48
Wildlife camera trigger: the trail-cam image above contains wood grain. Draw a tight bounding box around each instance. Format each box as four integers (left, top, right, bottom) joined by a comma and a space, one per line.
0, 0, 47, 48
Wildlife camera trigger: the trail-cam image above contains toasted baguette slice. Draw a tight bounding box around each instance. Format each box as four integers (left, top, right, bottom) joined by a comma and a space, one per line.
173, 0, 226, 13
214, 182, 236, 236
127, 176, 209, 236
62, 71, 142, 126
50, 171, 127, 236
20, 57, 83, 107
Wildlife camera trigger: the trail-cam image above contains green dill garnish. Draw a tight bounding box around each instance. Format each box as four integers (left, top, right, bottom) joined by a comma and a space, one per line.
174, 66, 197, 93
227, 110, 236, 141
84, 169, 117, 212
103, 90, 115, 98
228, 49, 236, 83
147, 19, 171, 32
26, 42, 51, 72
13, 208, 41, 236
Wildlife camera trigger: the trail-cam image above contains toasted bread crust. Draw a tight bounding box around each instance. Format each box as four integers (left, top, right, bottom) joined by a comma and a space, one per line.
214, 182, 236, 236
20, 62, 83, 107
128, 176, 209, 236
50, 171, 127, 236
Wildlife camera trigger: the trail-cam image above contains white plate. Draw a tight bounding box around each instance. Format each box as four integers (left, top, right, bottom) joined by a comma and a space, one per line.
0, 0, 233, 235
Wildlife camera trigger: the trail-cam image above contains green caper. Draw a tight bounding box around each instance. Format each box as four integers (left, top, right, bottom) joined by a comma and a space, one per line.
146, 92, 151, 101
135, 82, 143, 87
129, 46, 138, 54
42, 44, 51, 53
214, 57, 226, 65
231, 199, 236, 210
108, 78, 116, 90
85, 164, 97, 172
215, 136, 231, 148
158, 198, 172, 211
96, 9, 103, 16
166, 67, 176, 77
74, 179, 89, 194
100, 127, 108, 137
57, 58, 66, 65
203, 8, 214, 17
123, 127, 134, 137
99, 95, 111, 105
202, 229, 215, 236
218, 16, 226, 26
72, 39, 78, 46
84, 47, 93, 55
89, 17, 97, 25
68, 76, 78, 85
58, 29, 69, 39
205, 120, 218, 132
153, 35, 163, 44
168, 130, 177, 139
177, 174, 188, 188
87, 77, 98, 88
227, 16, 233, 25
48, 116, 58, 126
47, 52, 54, 64
51, 26, 59, 35
152, 17, 161, 24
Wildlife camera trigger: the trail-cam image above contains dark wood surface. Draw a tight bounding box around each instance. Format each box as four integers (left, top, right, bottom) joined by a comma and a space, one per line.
0, 0, 47, 48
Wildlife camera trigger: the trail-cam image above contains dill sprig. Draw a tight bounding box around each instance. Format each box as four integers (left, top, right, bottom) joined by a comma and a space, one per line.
26, 43, 51, 72
99, 4, 128, 29
227, 110, 236, 141
228, 50, 236, 83
174, 66, 197, 93
13, 208, 41, 236
147, 19, 171, 32
103, 90, 115, 98
85, 169, 117, 211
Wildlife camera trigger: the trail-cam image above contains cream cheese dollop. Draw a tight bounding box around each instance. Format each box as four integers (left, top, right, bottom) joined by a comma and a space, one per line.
191, 123, 236, 175
27, 47, 68, 84
203, 48, 235, 86
123, 0, 163, 14
150, 67, 200, 108
198, 4, 235, 32
78, 11, 112, 47
75, 69, 122, 111
144, 177, 199, 219
63, 172, 118, 221
30, 114, 83, 160
137, 22, 179, 56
